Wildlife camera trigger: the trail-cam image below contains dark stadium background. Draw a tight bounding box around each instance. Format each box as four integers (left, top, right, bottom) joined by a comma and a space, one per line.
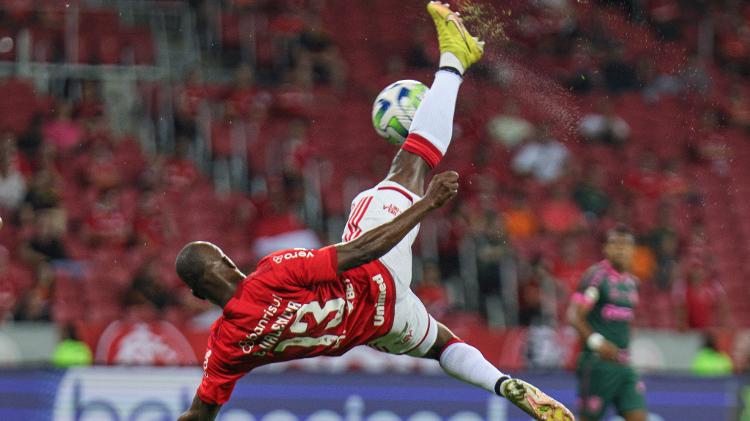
0, 0, 748, 420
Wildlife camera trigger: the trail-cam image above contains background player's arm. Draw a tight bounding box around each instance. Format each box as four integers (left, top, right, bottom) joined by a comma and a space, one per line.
335, 171, 458, 273
177, 395, 221, 421
567, 278, 620, 362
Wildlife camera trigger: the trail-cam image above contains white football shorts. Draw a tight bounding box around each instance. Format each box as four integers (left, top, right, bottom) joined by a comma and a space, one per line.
341, 180, 438, 357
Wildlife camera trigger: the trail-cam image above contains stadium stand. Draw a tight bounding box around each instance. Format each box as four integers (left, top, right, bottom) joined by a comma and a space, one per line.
0, 0, 748, 349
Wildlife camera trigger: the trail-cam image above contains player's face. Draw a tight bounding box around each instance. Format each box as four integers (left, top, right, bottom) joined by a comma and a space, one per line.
604, 234, 635, 271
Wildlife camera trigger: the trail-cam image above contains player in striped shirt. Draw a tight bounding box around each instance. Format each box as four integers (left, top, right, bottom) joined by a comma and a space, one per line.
568, 225, 646, 421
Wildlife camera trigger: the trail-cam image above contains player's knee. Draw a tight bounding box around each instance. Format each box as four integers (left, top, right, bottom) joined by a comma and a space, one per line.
424, 323, 460, 360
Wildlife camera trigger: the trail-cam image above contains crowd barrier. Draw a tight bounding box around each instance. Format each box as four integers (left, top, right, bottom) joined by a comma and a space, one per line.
0, 367, 745, 420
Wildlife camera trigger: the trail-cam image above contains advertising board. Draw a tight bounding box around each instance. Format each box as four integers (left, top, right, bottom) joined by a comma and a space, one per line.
0, 368, 742, 421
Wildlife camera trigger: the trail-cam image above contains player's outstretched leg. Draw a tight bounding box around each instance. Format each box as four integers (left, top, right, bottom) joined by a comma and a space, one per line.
426, 323, 575, 421
385, 1, 485, 195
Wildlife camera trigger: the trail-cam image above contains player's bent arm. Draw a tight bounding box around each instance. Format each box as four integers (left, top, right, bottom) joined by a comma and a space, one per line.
567, 294, 619, 362
177, 395, 222, 421
566, 299, 595, 341
335, 171, 459, 273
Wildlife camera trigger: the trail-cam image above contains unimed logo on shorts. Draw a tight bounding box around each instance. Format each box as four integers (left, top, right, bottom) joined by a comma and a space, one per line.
51, 368, 513, 421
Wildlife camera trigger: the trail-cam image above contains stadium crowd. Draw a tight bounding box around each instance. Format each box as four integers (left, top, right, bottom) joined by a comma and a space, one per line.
0, 0, 749, 339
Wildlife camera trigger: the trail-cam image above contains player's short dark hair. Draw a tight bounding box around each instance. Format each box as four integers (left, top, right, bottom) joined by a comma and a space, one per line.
606, 224, 635, 242
175, 242, 215, 295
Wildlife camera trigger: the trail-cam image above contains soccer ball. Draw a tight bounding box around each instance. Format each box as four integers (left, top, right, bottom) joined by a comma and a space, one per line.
371, 80, 428, 146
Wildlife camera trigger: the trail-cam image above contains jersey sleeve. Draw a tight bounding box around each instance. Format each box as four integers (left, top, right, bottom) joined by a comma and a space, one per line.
276, 246, 339, 287
571, 266, 603, 310
196, 323, 253, 405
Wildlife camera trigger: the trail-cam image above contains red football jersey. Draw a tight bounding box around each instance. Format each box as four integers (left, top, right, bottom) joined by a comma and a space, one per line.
198, 246, 396, 404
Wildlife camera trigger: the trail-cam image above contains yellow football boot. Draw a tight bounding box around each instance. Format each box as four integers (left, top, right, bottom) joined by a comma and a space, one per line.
501, 378, 576, 421
426, 1, 485, 73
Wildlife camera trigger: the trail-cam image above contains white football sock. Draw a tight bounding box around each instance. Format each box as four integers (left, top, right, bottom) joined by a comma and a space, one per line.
439, 342, 509, 395
401, 70, 462, 168
439, 52, 465, 74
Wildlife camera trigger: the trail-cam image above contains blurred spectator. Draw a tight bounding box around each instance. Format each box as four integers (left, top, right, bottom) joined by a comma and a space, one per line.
52, 325, 93, 368
413, 261, 451, 320
486, 102, 534, 149
646, 0, 682, 40
472, 211, 512, 319
518, 256, 557, 326
601, 46, 639, 93
578, 100, 631, 146
661, 159, 689, 197
647, 205, 680, 289
630, 243, 657, 281
518, 270, 543, 326
21, 147, 61, 212
251, 177, 320, 257
82, 189, 132, 248
210, 103, 241, 191
716, 15, 750, 74
85, 139, 122, 191
406, 22, 435, 69
17, 114, 44, 160
682, 223, 709, 272
512, 127, 569, 183
174, 67, 220, 140
0, 246, 32, 323
42, 101, 83, 153
225, 64, 271, 122
691, 334, 733, 377
162, 137, 201, 191
270, 118, 312, 178
298, 13, 346, 90
539, 185, 584, 235
123, 258, 177, 313
625, 152, 664, 198
503, 192, 539, 241
573, 164, 611, 219
76, 80, 104, 119
0, 135, 26, 211
690, 112, 731, 176
14, 276, 52, 322
727, 90, 750, 131
675, 267, 730, 330
552, 236, 589, 293
20, 209, 68, 267
638, 58, 682, 102
133, 191, 174, 249
677, 56, 711, 96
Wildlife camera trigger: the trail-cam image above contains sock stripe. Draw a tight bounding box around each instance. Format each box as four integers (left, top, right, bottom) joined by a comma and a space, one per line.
438, 337, 465, 357
401, 133, 444, 168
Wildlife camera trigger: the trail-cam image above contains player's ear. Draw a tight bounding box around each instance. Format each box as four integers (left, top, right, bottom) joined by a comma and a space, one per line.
221, 254, 238, 269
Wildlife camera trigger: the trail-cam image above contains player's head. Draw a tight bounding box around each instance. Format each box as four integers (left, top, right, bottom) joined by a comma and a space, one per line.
175, 241, 239, 305
603, 224, 635, 272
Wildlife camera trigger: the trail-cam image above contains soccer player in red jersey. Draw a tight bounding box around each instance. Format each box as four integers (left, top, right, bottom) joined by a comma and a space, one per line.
177, 3, 574, 420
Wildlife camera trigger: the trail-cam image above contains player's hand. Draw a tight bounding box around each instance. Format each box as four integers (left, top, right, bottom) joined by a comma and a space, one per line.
424, 171, 459, 209
596, 340, 620, 362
